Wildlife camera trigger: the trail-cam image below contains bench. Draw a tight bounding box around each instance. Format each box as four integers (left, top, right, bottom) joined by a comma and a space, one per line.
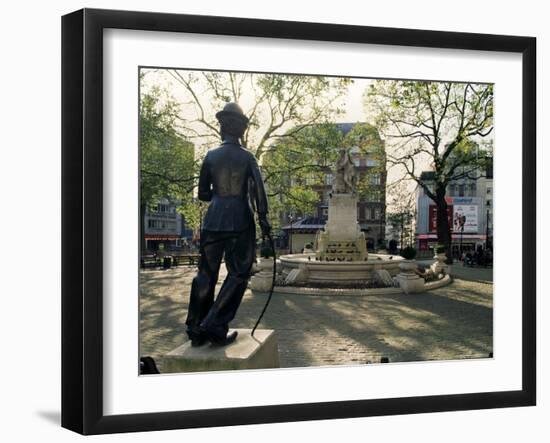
141, 256, 162, 269
171, 254, 200, 267
140, 254, 201, 269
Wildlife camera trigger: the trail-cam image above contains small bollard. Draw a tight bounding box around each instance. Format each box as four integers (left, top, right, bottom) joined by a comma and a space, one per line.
140, 356, 160, 374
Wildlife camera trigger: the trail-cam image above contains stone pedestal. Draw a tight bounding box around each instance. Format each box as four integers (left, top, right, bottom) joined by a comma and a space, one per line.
325, 193, 362, 241
394, 260, 425, 294
249, 258, 274, 292
316, 193, 367, 262
162, 329, 279, 373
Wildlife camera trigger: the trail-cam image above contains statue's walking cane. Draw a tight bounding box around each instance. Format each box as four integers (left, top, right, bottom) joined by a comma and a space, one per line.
251, 231, 277, 337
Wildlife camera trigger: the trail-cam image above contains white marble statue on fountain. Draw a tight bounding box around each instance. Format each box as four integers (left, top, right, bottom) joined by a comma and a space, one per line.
333, 148, 357, 194
316, 148, 367, 262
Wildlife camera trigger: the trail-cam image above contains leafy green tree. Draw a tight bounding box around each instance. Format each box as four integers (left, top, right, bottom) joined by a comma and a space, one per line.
342, 123, 386, 201
161, 70, 351, 159
365, 80, 493, 259
262, 122, 386, 233
261, 123, 343, 229
141, 70, 354, 242
139, 81, 197, 251
386, 181, 416, 249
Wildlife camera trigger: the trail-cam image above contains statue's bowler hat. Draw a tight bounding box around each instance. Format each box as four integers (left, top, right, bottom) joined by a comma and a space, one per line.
215, 102, 249, 125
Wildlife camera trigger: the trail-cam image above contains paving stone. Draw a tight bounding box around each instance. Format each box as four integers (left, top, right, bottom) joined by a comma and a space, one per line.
139, 265, 493, 371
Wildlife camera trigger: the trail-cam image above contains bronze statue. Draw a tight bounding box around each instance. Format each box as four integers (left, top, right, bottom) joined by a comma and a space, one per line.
185, 102, 271, 347
333, 148, 356, 194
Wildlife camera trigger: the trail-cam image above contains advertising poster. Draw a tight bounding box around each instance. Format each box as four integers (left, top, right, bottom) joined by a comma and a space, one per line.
453, 198, 478, 233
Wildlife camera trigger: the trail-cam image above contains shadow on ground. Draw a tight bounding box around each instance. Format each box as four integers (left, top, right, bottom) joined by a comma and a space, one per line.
139, 267, 493, 370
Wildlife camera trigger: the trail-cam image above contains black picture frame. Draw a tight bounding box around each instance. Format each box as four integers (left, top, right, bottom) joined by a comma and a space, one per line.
61, 8, 536, 435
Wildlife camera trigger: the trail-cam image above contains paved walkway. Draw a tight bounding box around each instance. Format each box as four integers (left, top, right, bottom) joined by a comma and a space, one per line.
140, 266, 493, 371
448, 262, 493, 283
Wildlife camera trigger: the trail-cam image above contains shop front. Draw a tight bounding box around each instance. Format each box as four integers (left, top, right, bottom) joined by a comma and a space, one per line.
144, 234, 182, 252
417, 233, 487, 259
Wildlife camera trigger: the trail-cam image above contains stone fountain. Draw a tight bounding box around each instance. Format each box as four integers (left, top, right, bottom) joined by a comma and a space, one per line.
277, 148, 403, 286
250, 148, 452, 295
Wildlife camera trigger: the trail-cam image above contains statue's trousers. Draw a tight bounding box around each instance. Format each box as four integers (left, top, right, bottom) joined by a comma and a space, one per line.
185, 225, 256, 341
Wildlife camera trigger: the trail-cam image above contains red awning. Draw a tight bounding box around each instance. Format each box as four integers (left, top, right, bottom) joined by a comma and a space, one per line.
144, 234, 180, 240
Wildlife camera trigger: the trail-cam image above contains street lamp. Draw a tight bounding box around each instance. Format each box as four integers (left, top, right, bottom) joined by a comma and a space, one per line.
458, 214, 466, 260
460, 224, 464, 259
288, 214, 294, 254
485, 208, 490, 249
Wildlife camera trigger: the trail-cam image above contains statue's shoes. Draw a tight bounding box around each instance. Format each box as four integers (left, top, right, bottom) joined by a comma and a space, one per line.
187, 328, 208, 347
190, 336, 208, 347
208, 330, 238, 347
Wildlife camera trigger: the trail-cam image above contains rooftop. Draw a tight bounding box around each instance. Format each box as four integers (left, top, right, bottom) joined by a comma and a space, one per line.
281, 216, 327, 231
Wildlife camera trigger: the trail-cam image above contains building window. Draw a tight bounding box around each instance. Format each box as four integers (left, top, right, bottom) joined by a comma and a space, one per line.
370, 174, 381, 185
458, 184, 465, 197
353, 157, 360, 167
469, 183, 477, 197
367, 191, 382, 203
147, 219, 176, 230
148, 219, 160, 229
374, 207, 381, 220
370, 207, 376, 220
325, 174, 333, 185
449, 184, 456, 197
151, 203, 177, 215
366, 159, 379, 167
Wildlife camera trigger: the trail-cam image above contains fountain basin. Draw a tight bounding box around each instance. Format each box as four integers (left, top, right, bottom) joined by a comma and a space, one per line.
270, 274, 452, 296
279, 253, 404, 283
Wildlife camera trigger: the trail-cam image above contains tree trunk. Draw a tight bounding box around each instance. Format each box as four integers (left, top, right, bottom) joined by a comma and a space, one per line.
400, 213, 404, 251
434, 185, 453, 263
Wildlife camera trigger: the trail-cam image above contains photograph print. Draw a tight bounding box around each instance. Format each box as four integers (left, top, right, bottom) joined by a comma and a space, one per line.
138, 67, 494, 375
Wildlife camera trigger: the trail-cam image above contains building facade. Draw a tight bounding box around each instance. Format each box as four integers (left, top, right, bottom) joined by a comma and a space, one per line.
143, 199, 192, 251
415, 164, 493, 258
